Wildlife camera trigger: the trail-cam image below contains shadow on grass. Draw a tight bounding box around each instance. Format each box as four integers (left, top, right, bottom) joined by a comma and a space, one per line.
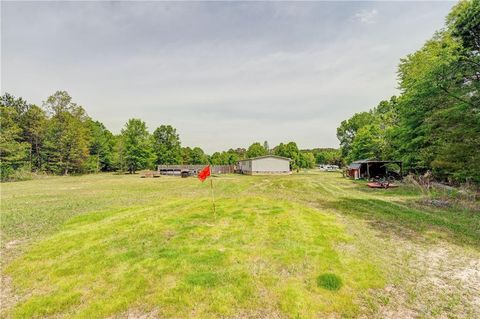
322, 197, 480, 248
354, 184, 423, 198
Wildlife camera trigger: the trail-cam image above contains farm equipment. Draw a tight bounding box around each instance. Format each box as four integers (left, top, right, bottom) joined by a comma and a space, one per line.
365, 173, 400, 189
367, 181, 398, 189
367, 176, 399, 189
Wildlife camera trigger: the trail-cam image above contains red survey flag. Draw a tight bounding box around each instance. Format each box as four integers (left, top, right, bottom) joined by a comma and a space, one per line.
198, 165, 211, 182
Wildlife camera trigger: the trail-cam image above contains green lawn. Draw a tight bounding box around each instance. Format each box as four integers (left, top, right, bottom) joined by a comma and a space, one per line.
1, 172, 479, 318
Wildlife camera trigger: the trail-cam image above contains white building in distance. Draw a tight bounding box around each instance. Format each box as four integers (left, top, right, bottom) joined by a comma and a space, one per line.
237, 155, 291, 175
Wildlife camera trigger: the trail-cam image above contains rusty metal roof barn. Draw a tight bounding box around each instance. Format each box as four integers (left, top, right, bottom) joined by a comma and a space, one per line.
347, 159, 403, 180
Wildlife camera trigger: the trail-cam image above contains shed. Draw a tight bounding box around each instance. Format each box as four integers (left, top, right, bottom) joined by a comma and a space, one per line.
347, 159, 402, 180
347, 162, 362, 179
237, 155, 291, 175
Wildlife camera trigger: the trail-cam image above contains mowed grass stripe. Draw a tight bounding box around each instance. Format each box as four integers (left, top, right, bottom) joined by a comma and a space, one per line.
6, 196, 383, 319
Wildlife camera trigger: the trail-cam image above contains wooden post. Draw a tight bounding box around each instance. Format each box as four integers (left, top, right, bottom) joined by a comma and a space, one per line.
366, 163, 370, 179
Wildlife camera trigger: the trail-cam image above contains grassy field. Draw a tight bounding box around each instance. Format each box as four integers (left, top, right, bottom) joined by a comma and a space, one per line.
1, 171, 479, 318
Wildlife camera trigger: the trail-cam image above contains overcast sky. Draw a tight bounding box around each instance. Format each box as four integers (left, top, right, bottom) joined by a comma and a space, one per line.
2, 1, 455, 153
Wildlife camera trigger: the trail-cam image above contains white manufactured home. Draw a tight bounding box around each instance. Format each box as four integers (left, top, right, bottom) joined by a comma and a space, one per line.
237, 155, 291, 175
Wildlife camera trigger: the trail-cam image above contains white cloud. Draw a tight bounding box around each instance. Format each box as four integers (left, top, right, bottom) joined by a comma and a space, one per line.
354, 9, 378, 24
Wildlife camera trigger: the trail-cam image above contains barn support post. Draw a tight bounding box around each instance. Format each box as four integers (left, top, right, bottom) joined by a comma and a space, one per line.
366, 163, 370, 180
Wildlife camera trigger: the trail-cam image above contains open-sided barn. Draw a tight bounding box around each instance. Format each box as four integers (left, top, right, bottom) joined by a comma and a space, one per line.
348, 159, 403, 180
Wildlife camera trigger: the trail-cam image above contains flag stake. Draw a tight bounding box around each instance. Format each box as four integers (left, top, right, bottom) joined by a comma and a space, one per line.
198, 165, 216, 220
210, 177, 216, 220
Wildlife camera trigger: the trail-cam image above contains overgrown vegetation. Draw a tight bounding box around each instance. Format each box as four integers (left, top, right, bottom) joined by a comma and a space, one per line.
337, 0, 480, 184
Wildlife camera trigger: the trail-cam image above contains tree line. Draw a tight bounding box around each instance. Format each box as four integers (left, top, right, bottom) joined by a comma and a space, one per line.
337, 0, 479, 184
0, 91, 213, 179
1, 91, 340, 181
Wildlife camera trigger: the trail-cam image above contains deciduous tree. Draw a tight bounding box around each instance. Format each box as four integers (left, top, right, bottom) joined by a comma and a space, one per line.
246, 142, 267, 158
86, 120, 115, 172
42, 91, 90, 175
152, 125, 182, 165
121, 119, 154, 174
0, 98, 29, 180
189, 147, 208, 164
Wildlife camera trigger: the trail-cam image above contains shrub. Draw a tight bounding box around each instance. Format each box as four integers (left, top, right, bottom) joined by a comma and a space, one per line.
1, 165, 34, 182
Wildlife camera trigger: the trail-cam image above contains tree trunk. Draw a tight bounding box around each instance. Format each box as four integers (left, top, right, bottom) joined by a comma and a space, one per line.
29, 141, 33, 172
35, 138, 41, 171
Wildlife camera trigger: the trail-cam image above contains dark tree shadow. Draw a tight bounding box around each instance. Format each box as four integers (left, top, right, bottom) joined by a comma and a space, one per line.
322, 197, 480, 248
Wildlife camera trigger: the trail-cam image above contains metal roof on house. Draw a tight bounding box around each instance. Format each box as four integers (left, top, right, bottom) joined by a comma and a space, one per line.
237, 155, 291, 162
351, 159, 402, 164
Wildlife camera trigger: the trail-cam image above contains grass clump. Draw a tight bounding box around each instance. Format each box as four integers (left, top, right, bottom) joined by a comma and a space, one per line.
317, 273, 343, 291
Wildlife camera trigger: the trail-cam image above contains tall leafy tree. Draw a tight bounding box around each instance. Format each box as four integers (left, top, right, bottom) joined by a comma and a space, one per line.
231, 148, 246, 160
246, 142, 267, 158
209, 152, 223, 165
337, 0, 480, 183
21, 105, 47, 171
189, 147, 208, 164
209, 150, 239, 165
336, 112, 376, 159
0, 93, 29, 114
86, 119, 115, 172
263, 141, 270, 154
449, 0, 480, 52
299, 152, 316, 169
336, 97, 398, 164
224, 150, 240, 164
121, 119, 154, 173
152, 125, 182, 165
111, 134, 126, 172
0, 97, 29, 180
274, 142, 301, 170
391, 1, 479, 181
311, 148, 343, 166
181, 147, 192, 165
42, 91, 90, 175
346, 125, 384, 163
